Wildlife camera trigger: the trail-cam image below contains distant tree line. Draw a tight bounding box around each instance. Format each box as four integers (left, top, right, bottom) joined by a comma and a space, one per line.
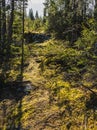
27, 8, 44, 32
29, 9, 39, 20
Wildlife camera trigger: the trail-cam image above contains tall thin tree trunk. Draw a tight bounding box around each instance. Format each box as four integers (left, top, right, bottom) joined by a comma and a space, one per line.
0, 0, 2, 64
94, 0, 97, 20
21, 0, 25, 81
7, 0, 14, 57
0, 0, 1, 43
1, 0, 6, 54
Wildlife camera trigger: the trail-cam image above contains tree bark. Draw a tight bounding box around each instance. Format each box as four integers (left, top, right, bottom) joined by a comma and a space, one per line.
7, 0, 14, 56
1, 0, 6, 52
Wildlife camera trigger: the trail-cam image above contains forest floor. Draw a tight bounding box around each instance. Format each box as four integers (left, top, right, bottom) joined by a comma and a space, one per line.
0, 39, 97, 130
0, 41, 66, 130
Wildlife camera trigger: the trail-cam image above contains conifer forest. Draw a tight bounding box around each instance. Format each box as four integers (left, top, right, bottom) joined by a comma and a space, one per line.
1, 0, 97, 130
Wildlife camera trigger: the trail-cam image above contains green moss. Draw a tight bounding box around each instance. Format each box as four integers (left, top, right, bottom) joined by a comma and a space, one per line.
1, 37, 97, 129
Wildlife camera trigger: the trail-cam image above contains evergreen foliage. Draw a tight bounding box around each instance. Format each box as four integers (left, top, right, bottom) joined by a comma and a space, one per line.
29, 8, 34, 20
35, 10, 39, 19
43, 0, 95, 41
1, 0, 97, 130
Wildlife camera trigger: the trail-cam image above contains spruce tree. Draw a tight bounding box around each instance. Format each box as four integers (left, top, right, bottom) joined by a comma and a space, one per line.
35, 10, 39, 19
94, 0, 97, 20
29, 8, 34, 20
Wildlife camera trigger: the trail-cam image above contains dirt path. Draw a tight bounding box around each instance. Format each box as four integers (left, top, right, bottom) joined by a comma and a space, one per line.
24, 56, 45, 86
0, 52, 63, 130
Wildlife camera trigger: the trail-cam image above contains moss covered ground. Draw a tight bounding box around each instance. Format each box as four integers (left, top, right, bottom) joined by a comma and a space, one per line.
0, 39, 97, 130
